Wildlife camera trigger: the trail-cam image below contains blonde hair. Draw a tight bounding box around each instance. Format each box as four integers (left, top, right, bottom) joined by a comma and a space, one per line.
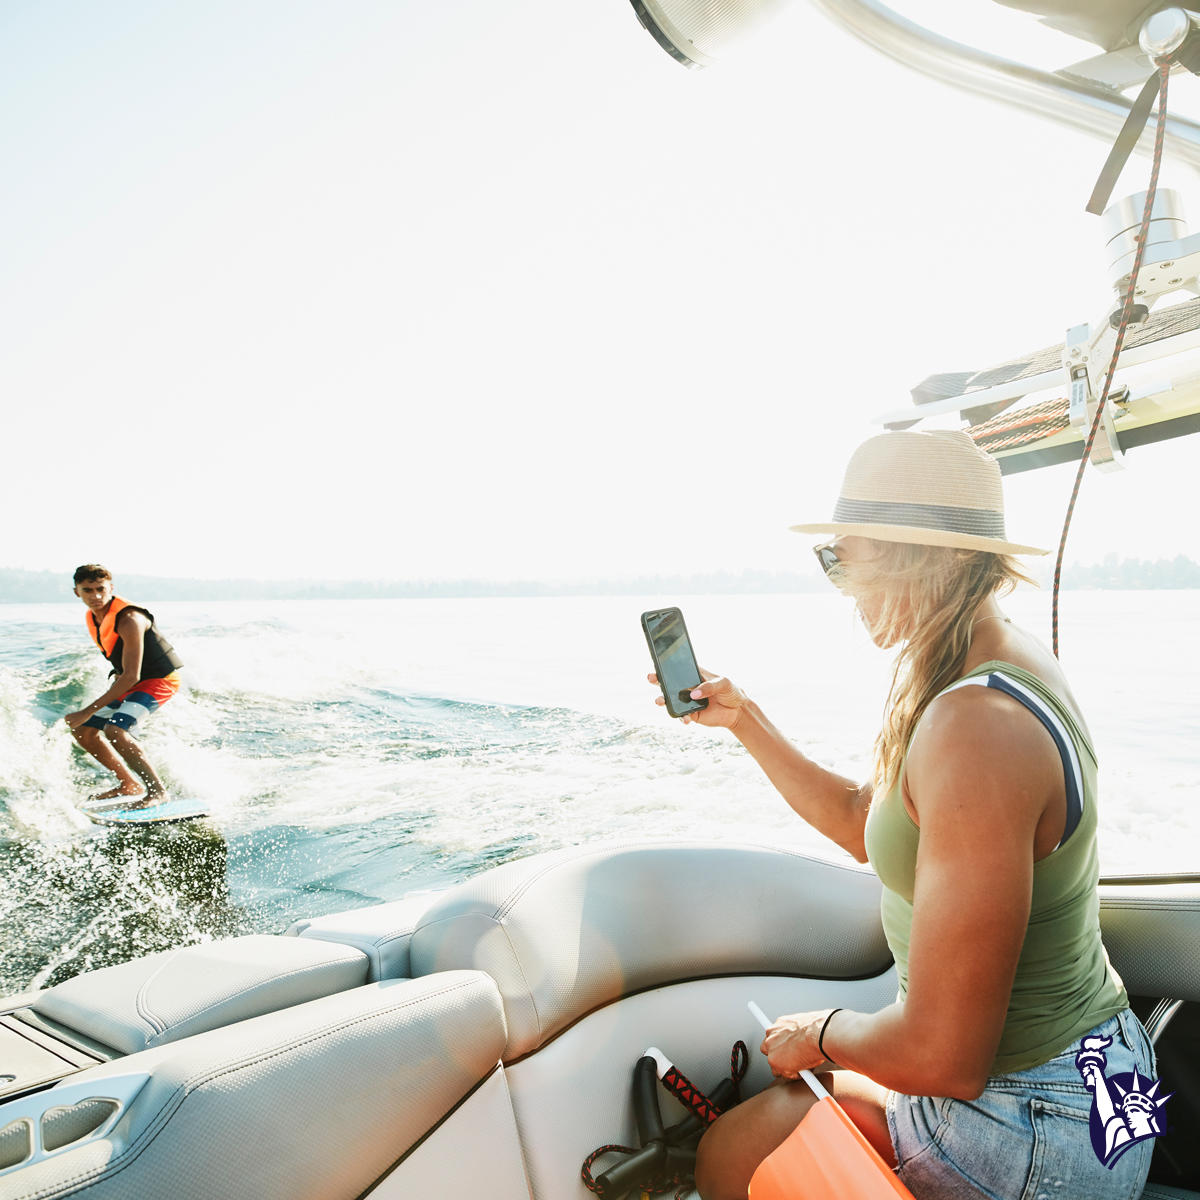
841, 540, 1035, 797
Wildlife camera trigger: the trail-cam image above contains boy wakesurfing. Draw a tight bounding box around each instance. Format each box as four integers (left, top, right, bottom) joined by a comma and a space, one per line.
65, 564, 183, 806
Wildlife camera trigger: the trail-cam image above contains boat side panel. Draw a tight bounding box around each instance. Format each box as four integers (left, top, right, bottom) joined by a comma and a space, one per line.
364, 1066, 532, 1200
503, 969, 897, 1200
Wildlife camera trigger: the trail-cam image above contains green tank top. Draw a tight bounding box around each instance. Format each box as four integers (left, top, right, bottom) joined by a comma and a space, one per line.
862, 660, 1127, 1075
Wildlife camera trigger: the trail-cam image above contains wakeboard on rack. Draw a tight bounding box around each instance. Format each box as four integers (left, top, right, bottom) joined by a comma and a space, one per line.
878, 286, 1200, 475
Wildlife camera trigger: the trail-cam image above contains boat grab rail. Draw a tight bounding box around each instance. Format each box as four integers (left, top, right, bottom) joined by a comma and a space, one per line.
0, 1072, 148, 1179
807, 0, 1200, 171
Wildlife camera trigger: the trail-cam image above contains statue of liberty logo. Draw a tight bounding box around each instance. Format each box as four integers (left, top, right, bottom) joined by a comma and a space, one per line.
1075, 1034, 1172, 1168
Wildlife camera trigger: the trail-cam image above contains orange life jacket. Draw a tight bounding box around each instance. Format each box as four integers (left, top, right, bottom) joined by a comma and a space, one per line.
85, 596, 183, 681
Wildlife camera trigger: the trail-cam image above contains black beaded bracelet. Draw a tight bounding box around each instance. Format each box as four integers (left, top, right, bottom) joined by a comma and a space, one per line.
818, 1007, 843, 1063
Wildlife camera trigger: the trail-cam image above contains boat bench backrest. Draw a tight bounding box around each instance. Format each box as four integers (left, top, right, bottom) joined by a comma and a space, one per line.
0, 971, 531, 1200
288, 850, 1200, 1061
402, 841, 892, 1060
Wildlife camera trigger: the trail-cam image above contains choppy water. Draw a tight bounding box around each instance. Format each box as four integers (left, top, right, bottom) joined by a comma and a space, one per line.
2, 590, 1197, 996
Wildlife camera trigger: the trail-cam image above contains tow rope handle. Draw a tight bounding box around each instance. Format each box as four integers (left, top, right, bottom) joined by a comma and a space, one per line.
580, 1041, 749, 1198
646, 1048, 723, 1124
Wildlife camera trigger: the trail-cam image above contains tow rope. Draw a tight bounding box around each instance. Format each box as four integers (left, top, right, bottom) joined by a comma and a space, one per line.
1052, 58, 1172, 658
581, 1040, 749, 1200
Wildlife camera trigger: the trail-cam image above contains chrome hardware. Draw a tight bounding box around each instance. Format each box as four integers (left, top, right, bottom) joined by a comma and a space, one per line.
1140, 8, 1197, 61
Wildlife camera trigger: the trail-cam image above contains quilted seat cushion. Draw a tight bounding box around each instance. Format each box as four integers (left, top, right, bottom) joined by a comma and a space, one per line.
32, 934, 368, 1054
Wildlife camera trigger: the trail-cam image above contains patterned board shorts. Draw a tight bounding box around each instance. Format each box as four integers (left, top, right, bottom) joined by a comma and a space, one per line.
82, 674, 181, 733
887, 1008, 1157, 1200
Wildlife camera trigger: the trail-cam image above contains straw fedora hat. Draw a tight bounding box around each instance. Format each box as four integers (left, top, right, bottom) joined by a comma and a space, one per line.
791, 429, 1048, 556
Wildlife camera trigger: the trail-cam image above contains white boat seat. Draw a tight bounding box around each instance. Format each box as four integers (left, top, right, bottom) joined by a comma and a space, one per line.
290, 860, 1200, 1041
400, 840, 891, 1060
1098, 880, 1200, 1003
0, 971, 531, 1200
288, 891, 435, 980
28, 934, 368, 1055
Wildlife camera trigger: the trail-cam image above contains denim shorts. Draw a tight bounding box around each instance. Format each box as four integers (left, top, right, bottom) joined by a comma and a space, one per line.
887, 1008, 1157, 1200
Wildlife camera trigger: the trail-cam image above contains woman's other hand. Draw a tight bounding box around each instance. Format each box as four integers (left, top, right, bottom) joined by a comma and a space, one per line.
647, 668, 749, 729
761, 1010, 834, 1079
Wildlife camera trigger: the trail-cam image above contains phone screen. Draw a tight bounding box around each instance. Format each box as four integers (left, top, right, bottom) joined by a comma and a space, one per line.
642, 608, 707, 718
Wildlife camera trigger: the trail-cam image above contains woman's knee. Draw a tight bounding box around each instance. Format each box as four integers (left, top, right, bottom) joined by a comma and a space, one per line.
694, 1085, 814, 1200
695, 1115, 746, 1200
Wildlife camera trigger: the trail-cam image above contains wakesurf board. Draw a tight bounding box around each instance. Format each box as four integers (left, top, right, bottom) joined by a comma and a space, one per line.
79, 796, 210, 827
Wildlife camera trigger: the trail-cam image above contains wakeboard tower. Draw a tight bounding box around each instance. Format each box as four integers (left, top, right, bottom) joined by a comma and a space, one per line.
630, 0, 1200, 473
630, 0, 1200, 655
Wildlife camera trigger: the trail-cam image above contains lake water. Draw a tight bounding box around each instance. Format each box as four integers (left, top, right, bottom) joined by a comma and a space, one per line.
1, 588, 1197, 996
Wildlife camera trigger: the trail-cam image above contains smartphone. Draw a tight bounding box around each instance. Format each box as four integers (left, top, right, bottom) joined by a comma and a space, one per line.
641, 607, 708, 719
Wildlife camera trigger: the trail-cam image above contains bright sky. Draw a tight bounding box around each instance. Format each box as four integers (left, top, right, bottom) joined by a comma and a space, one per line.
3, 0, 1199, 583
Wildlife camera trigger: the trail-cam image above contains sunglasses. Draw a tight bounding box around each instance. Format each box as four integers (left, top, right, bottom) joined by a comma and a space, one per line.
813, 542, 848, 590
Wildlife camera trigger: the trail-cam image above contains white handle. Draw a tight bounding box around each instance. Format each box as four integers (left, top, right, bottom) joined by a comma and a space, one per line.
642, 1046, 673, 1077
747, 1000, 830, 1101
747, 1000, 771, 1030
798, 1068, 830, 1099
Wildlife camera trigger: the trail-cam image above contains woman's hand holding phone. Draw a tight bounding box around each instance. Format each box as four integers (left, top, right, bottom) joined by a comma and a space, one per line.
648, 668, 750, 730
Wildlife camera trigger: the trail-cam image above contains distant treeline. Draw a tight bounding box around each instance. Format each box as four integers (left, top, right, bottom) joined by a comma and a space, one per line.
0, 567, 827, 603
2, 558, 1198, 603
1062, 554, 1200, 590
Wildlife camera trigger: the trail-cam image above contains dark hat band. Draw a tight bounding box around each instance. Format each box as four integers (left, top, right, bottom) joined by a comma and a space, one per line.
832, 497, 1007, 539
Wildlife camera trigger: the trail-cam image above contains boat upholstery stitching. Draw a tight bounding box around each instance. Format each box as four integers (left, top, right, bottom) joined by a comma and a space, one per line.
141, 958, 365, 1048
133, 949, 184, 1038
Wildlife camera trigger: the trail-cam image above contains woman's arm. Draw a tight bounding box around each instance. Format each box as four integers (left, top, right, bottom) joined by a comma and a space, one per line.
671, 672, 872, 861
761, 686, 1061, 1097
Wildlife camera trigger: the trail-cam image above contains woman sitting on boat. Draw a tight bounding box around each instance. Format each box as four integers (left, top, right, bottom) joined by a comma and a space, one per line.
671, 430, 1156, 1200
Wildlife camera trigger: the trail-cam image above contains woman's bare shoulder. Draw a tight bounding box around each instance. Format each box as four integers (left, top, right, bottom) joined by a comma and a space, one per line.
907, 684, 1063, 830
965, 622, 1088, 729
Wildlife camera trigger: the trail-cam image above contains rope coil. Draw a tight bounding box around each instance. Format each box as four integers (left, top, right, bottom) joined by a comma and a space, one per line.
969, 396, 1072, 452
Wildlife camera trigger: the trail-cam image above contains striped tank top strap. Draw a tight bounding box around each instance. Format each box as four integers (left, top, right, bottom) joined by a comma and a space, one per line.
940, 671, 1085, 849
